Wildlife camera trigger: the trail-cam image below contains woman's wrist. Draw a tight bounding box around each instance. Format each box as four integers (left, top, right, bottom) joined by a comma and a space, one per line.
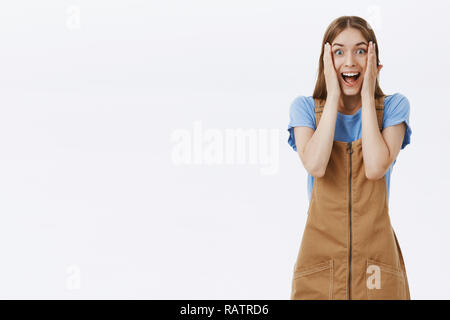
326, 92, 341, 104
361, 90, 375, 101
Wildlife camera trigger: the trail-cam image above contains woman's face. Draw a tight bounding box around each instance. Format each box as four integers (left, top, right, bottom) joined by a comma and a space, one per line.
331, 28, 370, 96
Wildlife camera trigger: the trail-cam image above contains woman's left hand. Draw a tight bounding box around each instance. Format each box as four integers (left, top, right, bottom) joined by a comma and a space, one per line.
361, 41, 383, 98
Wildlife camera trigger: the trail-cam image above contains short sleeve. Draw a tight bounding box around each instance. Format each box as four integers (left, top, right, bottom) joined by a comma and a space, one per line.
383, 93, 412, 150
287, 96, 316, 152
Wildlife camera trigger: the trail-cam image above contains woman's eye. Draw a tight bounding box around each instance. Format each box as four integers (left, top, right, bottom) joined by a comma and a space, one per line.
334, 49, 343, 55
357, 49, 366, 54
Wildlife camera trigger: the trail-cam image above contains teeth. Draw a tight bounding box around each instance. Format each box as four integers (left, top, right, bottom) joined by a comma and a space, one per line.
342, 72, 359, 76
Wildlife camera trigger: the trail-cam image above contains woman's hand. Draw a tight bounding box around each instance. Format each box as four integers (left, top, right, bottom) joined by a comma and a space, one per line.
361, 41, 383, 99
323, 42, 341, 99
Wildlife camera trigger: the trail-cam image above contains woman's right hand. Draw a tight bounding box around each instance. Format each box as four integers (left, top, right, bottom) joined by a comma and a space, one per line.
323, 42, 341, 99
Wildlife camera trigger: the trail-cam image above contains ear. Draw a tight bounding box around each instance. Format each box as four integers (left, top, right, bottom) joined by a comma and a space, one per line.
377, 64, 383, 74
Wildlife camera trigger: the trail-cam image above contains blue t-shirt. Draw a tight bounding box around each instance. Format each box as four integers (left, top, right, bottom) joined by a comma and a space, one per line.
287, 93, 412, 203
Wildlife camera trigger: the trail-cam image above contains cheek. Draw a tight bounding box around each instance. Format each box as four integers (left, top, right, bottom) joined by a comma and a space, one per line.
360, 56, 368, 70
333, 58, 343, 72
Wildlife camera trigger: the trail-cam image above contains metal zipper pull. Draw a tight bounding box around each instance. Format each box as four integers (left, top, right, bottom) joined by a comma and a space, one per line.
347, 142, 353, 154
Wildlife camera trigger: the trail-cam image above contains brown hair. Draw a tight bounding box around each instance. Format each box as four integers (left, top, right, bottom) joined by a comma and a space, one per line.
312, 16, 385, 100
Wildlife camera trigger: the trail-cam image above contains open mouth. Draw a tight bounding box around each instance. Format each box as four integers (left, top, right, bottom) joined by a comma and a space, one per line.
341, 72, 360, 86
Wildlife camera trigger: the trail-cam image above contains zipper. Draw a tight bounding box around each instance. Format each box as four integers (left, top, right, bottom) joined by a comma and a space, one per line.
347, 141, 353, 300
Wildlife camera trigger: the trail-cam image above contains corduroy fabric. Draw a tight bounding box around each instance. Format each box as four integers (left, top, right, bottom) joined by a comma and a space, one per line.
290, 96, 410, 300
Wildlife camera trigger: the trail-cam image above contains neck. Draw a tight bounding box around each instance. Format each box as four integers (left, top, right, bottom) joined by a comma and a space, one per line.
338, 94, 362, 115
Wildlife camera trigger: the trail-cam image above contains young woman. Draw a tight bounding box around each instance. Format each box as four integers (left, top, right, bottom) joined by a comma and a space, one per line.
287, 16, 412, 300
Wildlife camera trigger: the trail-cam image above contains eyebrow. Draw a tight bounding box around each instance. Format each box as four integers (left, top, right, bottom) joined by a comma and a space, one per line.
332, 42, 368, 47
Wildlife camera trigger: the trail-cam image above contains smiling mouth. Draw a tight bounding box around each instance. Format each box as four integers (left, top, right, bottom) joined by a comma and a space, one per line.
341, 72, 361, 86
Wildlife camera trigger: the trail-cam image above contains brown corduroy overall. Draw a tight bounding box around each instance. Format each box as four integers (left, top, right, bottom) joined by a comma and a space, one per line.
290, 96, 411, 300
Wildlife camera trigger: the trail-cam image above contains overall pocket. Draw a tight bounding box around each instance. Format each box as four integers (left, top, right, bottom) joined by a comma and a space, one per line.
366, 259, 406, 300
291, 259, 333, 300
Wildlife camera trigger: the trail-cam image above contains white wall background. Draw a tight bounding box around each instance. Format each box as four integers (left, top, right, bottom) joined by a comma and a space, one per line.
0, 0, 448, 299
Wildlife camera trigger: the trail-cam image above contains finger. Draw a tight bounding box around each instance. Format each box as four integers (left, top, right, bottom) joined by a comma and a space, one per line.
372, 42, 377, 68
365, 41, 371, 69
324, 42, 330, 63
330, 43, 336, 67
324, 43, 332, 72
368, 42, 376, 74
369, 41, 374, 65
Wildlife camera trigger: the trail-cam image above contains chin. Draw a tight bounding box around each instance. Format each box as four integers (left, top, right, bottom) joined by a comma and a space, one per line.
342, 88, 361, 96
340, 84, 361, 96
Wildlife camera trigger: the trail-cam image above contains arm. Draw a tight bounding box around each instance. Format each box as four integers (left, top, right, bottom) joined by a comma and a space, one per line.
294, 94, 340, 177
294, 42, 342, 177
360, 41, 406, 180
361, 95, 406, 180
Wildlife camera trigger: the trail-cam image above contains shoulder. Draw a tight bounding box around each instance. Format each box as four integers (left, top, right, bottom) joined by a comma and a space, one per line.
289, 95, 316, 129
383, 93, 410, 124
382, 93, 412, 150
384, 92, 410, 112
290, 95, 315, 111
287, 96, 316, 151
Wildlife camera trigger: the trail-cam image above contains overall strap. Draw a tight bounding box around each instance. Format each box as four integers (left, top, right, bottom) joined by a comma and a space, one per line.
313, 96, 385, 131
375, 95, 385, 131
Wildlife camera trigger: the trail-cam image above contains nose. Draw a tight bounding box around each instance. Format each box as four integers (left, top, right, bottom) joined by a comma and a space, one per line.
344, 52, 356, 67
